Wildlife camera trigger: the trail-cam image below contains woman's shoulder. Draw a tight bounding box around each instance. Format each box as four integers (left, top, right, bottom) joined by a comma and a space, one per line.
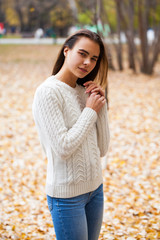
38, 75, 60, 90
35, 76, 63, 95
33, 76, 64, 104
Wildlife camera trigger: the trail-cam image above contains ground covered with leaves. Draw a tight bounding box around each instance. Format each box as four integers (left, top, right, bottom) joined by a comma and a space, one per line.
0, 45, 160, 239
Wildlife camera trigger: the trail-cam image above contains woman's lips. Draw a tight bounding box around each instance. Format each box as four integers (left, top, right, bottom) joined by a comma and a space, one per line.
78, 67, 88, 73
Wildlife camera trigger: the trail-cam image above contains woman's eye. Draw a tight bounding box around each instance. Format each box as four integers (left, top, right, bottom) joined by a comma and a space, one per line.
79, 52, 86, 57
91, 58, 97, 62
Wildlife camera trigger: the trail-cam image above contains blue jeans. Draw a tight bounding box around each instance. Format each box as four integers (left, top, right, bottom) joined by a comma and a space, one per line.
47, 184, 104, 240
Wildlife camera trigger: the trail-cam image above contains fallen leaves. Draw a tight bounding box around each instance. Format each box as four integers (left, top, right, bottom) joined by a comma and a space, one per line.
101, 70, 160, 239
0, 45, 160, 239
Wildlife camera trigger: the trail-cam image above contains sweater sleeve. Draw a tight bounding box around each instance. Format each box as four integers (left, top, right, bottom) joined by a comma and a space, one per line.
96, 103, 110, 157
32, 86, 97, 160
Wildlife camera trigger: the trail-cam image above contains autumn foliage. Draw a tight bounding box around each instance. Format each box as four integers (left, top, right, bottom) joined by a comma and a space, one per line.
0, 45, 160, 239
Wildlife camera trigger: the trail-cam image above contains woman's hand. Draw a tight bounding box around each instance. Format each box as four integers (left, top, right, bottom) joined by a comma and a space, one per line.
86, 92, 106, 113
83, 81, 105, 97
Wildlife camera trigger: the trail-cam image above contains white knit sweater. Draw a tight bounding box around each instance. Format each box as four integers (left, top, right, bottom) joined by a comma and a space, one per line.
32, 76, 110, 198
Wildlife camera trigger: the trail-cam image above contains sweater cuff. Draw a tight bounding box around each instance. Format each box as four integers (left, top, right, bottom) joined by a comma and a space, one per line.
83, 107, 97, 123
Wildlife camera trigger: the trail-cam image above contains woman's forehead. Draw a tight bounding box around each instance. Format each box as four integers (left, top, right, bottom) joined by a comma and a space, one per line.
74, 37, 100, 55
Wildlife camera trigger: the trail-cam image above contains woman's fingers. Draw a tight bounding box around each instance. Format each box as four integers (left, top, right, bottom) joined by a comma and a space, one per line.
84, 81, 105, 97
86, 85, 105, 97
85, 85, 97, 93
90, 92, 106, 103
85, 83, 99, 92
98, 95, 106, 103
83, 81, 93, 87
84, 82, 97, 91
90, 87, 101, 93
86, 91, 106, 113
101, 97, 106, 103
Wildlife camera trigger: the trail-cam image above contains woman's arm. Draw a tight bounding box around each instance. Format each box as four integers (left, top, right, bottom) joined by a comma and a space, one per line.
32, 86, 97, 160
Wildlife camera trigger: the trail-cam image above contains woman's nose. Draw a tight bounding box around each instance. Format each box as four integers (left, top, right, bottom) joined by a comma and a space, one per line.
83, 58, 91, 65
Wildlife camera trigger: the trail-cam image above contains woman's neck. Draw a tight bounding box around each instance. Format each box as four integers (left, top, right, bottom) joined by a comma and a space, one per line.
54, 67, 77, 88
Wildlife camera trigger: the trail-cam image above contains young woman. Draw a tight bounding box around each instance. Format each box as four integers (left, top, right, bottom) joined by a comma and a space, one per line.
32, 29, 110, 240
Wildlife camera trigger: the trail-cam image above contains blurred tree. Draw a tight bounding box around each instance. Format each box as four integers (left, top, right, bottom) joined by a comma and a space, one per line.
103, 0, 116, 31
27, 3, 38, 31
0, 0, 5, 22
34, 0, 57, 29
50, 0, 73, 36
5, 7, 20, 27
2, 0, 74, 35
137, 0, 160, 74
115, 0, 123, 70
14, 0, 25, 31
1, 0, 160, 74
2, 0, 58, 32
78, 10, 93, 25
76, 0, 97, 25
105, 0, 160, 75
67, 0, 78, 21
115, 0, 136, 71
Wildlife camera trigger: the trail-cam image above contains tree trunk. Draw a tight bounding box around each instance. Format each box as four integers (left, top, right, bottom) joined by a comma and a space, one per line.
15, 6, 25, 32
116, 1, 123, 70
96, 0, 103, 36
0, 0, 5, 22
115, 0, 136, 72
138, 0, 149, 73
127, 0, 136, 71
105, 44, 116, 71
67, 0, 78, 21
147, 30, 160, 74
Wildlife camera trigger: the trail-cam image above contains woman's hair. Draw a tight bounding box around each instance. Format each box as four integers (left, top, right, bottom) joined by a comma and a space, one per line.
52, 29, 109, 105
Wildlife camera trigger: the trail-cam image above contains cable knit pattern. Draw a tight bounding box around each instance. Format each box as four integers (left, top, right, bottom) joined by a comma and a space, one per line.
32, 76, 110, 198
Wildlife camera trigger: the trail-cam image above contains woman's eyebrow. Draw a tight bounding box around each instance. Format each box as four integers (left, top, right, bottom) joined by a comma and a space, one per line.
78, 49, 99, 58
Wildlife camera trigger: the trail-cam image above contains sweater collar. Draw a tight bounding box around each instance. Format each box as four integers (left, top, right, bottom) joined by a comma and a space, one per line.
46, 75, 79, 93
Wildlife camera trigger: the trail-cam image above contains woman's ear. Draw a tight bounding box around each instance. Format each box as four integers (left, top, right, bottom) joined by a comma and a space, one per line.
63, 47, 69, 57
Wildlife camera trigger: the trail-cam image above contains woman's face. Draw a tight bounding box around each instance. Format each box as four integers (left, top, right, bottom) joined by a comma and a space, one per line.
64, 37, 100, 79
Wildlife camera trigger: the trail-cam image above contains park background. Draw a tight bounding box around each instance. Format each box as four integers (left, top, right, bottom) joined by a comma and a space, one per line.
0, 0, 160, 239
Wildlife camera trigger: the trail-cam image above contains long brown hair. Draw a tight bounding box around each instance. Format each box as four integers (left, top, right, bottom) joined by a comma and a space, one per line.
52, 29, 109, 104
